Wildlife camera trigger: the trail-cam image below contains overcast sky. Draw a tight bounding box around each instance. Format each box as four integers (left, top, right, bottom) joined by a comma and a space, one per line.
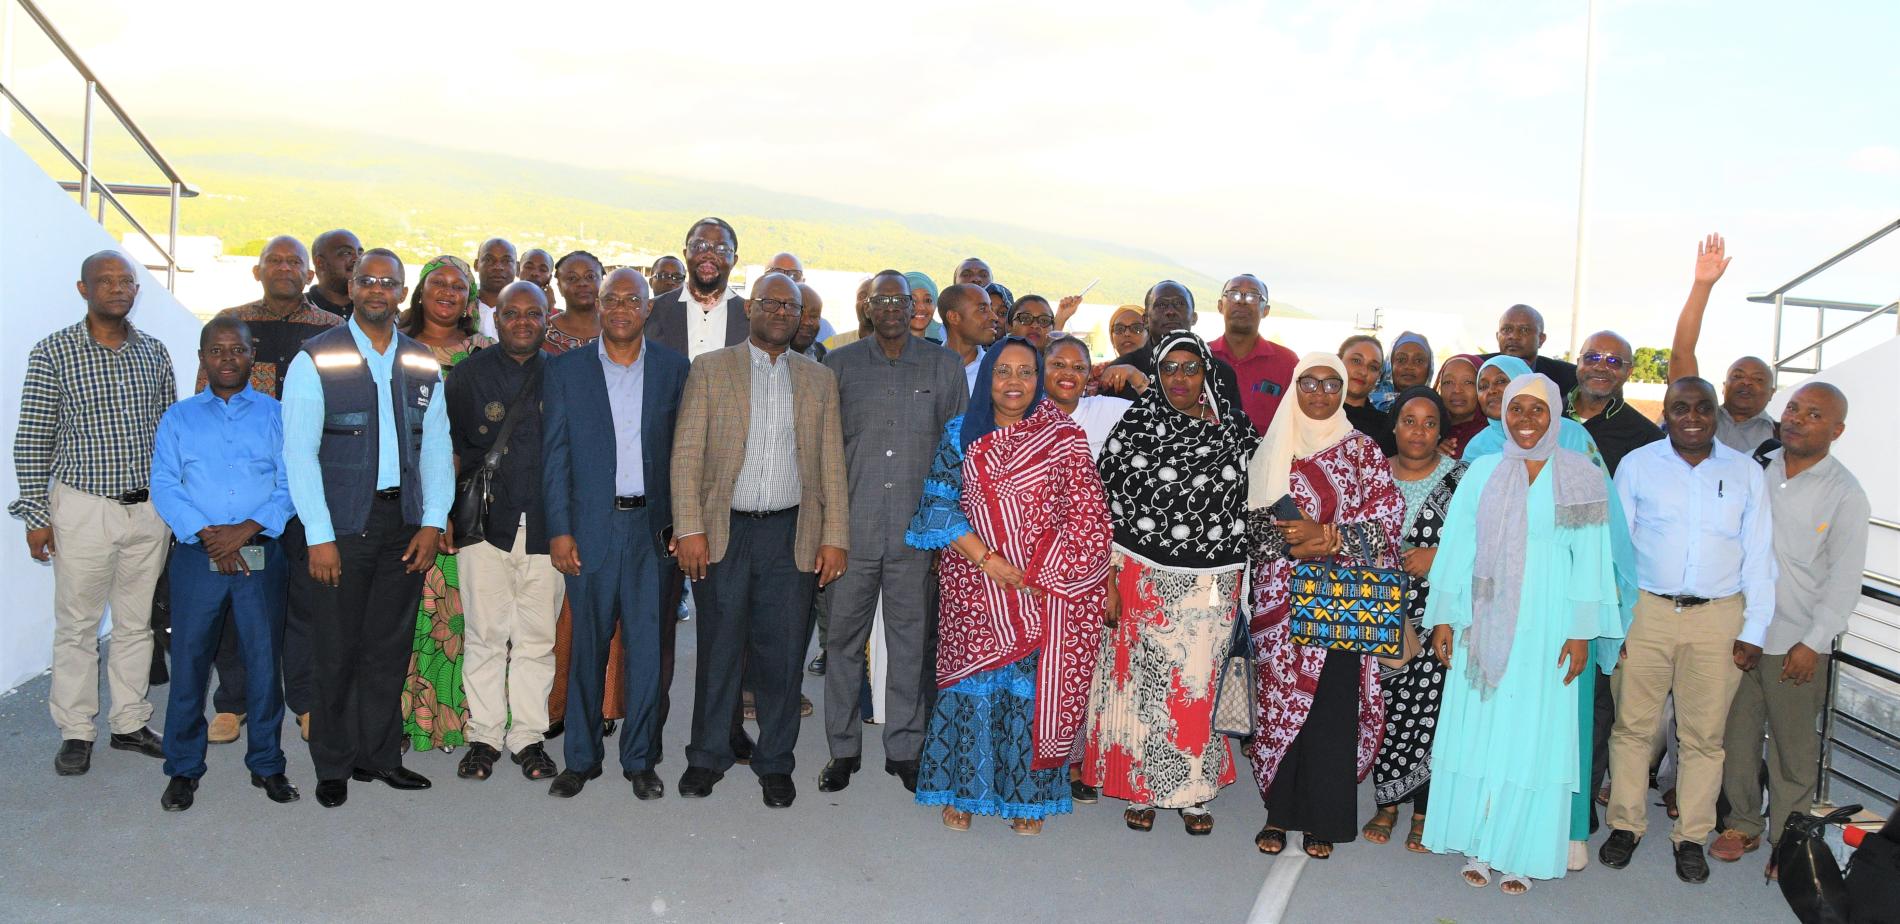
8, 0, 1898, 362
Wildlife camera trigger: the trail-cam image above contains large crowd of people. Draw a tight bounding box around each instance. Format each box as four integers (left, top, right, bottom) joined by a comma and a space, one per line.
12, 220, 1874, 899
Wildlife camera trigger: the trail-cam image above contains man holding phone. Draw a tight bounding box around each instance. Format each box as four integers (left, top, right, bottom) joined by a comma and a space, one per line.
149, 317, 299, 811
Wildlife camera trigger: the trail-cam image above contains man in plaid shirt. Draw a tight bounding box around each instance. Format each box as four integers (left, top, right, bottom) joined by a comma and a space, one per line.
10, 250, 177, 777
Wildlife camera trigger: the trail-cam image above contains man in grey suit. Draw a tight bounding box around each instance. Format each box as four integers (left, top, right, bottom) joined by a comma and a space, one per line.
817, 270, 966, 794
646, 217, 749, 361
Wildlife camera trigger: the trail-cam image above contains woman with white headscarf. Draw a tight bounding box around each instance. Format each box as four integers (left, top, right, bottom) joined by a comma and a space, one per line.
1420, 373, 1624, 894
1244, 352, 1405, 860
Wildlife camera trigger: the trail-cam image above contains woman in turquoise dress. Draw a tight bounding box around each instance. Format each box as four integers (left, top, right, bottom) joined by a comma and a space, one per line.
1421, 373, 1625, 893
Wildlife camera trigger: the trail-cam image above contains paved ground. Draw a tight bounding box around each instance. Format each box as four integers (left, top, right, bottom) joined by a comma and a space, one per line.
0, 625, 1802, 924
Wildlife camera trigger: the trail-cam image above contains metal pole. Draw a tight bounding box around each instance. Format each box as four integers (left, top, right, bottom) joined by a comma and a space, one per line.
0, 0, 17, 139
1772, 293, 1785, 387
1566, 0, 1598, 360
1814, 643, 1841, 808
1814, 302, 1825, 373
79, 78, 94, 214
167, 181, 180, 290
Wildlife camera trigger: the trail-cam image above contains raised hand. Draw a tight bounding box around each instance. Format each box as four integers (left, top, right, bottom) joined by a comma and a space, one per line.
1056, 294, 1083, 330
1693, 233, 1730, 287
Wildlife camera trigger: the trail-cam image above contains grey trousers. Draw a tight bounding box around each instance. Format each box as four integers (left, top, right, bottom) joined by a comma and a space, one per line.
1720, 652, 1828, 843
824, 552, 931, 762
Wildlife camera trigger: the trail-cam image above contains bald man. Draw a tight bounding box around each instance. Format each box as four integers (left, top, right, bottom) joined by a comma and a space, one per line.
1713, 382, 1867, 874
767, 252, 805, 284
953, 257, 991, 288
307, 229, 359, 318
473, 237, 519, 339
792, 282, 827, 360
1666, 234, 1779, 457
1567, 329, 1663, 474
1486, 303, 1578, 400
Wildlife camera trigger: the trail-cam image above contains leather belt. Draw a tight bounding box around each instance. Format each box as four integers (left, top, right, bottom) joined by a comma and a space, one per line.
106, 488, 149, 505
1649, 591, 1712, 609
614, 495, 647, 510
734, 506, 797, 519
374, 487, 402, 500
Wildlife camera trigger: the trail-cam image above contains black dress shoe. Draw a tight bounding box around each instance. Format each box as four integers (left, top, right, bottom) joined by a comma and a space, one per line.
1674, 842, 1710, 883
160, 776, 198, 812
251, 773, 301, 803
731, 730, 755, 766
678, 766, 724, 798
549, 766, 602, 798
315, 779, 348, 808
352, 765, 432, 790
884, 758, 920, 794
512, 743, 558, 781
818, 756, 861, 793
543, 719, 565, 740
1070, 779, 1099, 804
54, 739, 93, 776
458, 742, 501, 780
108, 727, 165, 758
761, 773, 796, 808
808, 654, 826, 676
602, 719, 618, 738
626, 769, 665, 801
1600, 829, 1641, 868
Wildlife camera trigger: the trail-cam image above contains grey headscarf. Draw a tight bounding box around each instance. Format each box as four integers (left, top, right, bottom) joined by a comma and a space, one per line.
1466, 373, 1608, 697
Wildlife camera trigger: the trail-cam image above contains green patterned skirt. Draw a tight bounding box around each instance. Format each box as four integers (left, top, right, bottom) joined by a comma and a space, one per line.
402, 551, 467, 751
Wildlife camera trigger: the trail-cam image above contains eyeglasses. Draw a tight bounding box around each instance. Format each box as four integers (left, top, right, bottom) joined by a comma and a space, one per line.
1579, 351, 1629, 369
1158, 360, 1205, 376
1296, 376, 1344, 394
1012, 314, 1055, 329
867, 295, 915, 313
686, 240, 736, 259
1150, 298, 1190, 313
600, 294, 647, 312
651, 272, 685, 284
1222, 290, 1267, 305
353, 275, 402, 289
1110, 323, 1145, 337
751, 297, 799, 315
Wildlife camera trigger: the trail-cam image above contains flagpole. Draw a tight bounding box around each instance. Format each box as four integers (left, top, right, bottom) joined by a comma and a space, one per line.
1568, 0, 1598, 359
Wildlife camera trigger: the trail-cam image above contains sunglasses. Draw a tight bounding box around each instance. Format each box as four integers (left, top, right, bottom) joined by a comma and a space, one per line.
353, 275, 402, 289
1158, 360, 1205, 376
1579, 351, 1630, 369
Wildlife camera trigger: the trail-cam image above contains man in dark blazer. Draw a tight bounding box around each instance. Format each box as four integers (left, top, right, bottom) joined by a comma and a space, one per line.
541, 268, 689, 800
646, 217, 749, 362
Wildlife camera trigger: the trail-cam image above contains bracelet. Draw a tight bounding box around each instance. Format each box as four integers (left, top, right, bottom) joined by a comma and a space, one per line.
978, 549, 995, 568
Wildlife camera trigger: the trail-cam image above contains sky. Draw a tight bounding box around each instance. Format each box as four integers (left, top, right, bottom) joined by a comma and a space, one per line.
6, 0, 1898, 364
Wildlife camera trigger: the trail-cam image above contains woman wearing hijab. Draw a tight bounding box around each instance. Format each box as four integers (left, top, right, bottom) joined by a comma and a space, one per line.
1464, 356, 1605, 465
906, 337, 1113, 836
1388, 333, 1435, 393
1422, 373, 1624, 894
1244, 353, 1406, 859
1080, 332, 1256, 836
905, 271, 945, 344
1435, 354, 1488, 458
1362, 386, 1467, 853
1106, 305, 1148, 359
398, 256, 494, 755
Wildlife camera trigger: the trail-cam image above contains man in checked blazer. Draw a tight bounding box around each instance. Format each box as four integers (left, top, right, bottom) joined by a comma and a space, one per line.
670, 272, 848, 809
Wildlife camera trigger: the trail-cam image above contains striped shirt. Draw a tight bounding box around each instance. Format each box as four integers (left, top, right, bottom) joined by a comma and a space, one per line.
9, 321, 176, 529
731, 341, 802, 512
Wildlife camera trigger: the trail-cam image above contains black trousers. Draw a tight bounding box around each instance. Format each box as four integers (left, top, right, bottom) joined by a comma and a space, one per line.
1590, 670, 1615, 832
686, 510, 813, 777
277, 517, 319, 717
650, 561, 682, 766
563, 506, 662, 775
1264, 648, 1361, 841
298, 495, 424, 782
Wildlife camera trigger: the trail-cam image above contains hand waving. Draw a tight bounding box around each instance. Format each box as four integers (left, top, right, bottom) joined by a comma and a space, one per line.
1693, 233, 1730, 287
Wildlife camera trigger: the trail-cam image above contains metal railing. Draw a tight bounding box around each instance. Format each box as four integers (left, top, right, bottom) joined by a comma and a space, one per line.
0, 0, 197, 289
1814, 503, 1900, 813
1747, 217, 1900, 386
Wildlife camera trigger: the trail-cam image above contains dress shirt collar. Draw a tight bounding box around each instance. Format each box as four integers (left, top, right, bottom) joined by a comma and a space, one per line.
346, 316, 394, 357
194, 383, 262, 408
598, 337, 646, 369
747, 340, 789, 367
1566, 387, 1631, 421
686, 284, 737, 312
1662, 435, 1743, 469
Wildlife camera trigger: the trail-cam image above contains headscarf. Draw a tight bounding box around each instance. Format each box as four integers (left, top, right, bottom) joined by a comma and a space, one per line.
1466, 373, 1609, 697
1436, 353, 1483, 387
959, 335, 1045, 454
1391, 331, 1434, 377
1383, 385, 1449, 455
985, 282, 1016, 317
904, 271, 939, 303
1247, 352, 1355, 510
1461, 354, 1533, 457
404, 254, 479, 335
1098, 332, 1254, 571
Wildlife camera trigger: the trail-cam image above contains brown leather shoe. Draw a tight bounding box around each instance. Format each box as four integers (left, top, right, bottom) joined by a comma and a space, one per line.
1709, 829, 1760, 862
208, 713, 243, 744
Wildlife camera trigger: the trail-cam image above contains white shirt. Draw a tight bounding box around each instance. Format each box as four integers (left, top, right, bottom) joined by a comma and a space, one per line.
1067, 395, 1133, 459
475, 301, 498, 340
963, 355, 982, 397
683, 286, 737, 360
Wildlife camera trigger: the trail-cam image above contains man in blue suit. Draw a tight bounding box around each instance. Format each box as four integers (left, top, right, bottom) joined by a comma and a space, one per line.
542, 267, 689, 800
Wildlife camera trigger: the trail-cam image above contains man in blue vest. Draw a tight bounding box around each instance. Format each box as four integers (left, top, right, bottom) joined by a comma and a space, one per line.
280, 248, 454, 808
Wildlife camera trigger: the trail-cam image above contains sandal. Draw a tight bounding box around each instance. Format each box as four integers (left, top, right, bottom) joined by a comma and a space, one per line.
1256, 826, 1287, 855
1182, 807, 1213, 836
1008, 817, 1043, 836
1500, 875, 1531, 895
940, 806, 971, 832
1461, 858, 1492, 888
1405, 814, 1429, 853
1663, 787, 1679, 819
1124, 806, 1156, 832
1362, 806, 1398, 845
1301, 834, 1333, 859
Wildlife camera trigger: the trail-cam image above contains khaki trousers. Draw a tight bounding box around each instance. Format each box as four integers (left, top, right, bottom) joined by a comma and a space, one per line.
1608, 591, 1746, 845
47, 482, 171, 740
457, 521, 564, 752
1720, 652, 1828, 844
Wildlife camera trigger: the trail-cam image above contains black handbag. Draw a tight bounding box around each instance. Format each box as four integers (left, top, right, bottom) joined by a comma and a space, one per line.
450, 366, 540, 546
1777, 803, 1861, 924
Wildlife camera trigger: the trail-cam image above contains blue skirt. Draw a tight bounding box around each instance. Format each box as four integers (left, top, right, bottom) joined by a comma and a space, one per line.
915, 651, 1071, 819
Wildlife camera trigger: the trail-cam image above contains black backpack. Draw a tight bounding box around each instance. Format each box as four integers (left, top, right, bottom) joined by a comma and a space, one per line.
1844, 805, 1900, 924
1779, 805, 1859, 924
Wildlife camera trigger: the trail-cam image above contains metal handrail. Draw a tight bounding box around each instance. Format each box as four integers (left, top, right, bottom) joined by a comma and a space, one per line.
1750, 218, 1900, 300
0, 0, 196, 288
1746, 217, 1900, 385
1814, 586, 1900, 811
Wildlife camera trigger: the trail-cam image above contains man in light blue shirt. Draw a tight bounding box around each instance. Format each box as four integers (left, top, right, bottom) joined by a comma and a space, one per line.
150, 317, 299, 812
1601, 377, 1775, 884
278, 249, 452, 808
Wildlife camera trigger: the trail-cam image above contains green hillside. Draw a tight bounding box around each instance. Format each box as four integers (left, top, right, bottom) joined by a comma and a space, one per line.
41, 119, 1243, 308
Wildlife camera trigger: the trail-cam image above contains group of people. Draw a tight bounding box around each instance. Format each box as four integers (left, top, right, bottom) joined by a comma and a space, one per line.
14, 220, 1871, 898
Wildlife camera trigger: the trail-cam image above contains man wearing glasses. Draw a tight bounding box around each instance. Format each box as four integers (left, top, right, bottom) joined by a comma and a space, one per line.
280, 249, 453, 808
1568, 330, 1663, 475
1208, 273, 1296, 433
1485, 303, 1579, 399
648, 256, 686, 298
670, 273, 849, 808
1097, 280, 1244, 409
648, 217, 749, 361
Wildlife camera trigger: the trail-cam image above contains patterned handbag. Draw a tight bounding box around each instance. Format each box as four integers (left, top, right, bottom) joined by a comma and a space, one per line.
1212, 596, 1256, 739
1288, 551, 1409, 658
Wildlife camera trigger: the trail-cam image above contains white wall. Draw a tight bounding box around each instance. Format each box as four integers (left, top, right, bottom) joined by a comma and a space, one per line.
0, 135, 204, 693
